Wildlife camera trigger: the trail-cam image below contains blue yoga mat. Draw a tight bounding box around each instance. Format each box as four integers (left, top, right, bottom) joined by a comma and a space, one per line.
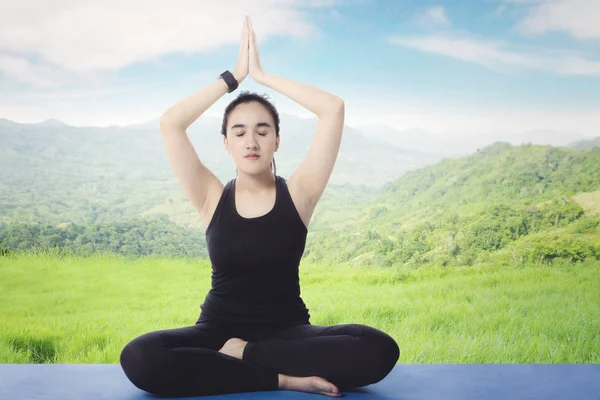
1, 364, 599, 399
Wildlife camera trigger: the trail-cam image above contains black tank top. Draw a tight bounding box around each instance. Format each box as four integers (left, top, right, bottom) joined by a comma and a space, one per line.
198, 175, 311, 325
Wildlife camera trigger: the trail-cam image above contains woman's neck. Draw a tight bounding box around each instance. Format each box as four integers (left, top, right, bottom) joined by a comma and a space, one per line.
235, 171, 276, 193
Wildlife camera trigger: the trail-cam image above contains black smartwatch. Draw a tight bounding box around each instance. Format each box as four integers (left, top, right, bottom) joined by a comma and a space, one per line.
219, 70, 239, 93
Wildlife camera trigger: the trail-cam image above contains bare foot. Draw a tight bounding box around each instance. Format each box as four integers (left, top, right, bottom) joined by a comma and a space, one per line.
218, 338, 248, 360
219, 340, 342, 397
279, 374, 342, 397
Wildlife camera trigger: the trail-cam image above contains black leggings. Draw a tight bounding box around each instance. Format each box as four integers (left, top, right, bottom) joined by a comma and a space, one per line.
120, 315, 400, 397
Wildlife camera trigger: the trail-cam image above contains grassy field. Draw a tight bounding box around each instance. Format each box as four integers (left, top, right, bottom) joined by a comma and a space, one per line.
1, 251, 598, 364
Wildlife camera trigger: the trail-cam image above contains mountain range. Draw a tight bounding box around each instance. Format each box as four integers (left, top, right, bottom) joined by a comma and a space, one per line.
0, 116, 597, 232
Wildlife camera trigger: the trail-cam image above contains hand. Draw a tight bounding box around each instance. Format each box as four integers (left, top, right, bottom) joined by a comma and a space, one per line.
232, 16, 249, 84
247, 16, 266, 83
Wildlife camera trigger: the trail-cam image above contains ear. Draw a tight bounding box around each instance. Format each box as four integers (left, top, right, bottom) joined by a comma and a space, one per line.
223, 135, 230, 154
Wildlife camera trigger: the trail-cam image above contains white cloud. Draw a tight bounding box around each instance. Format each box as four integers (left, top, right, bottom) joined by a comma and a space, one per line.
418, 6, 451, 27
512, 0, 600, 39
0, 67, 243, 127
1, 0, 598, 139
346, 103, 600, 138
389, 33, 600, 76
0, 0, 329, 88
0, 54, 113, 89
4, 79, 599, 138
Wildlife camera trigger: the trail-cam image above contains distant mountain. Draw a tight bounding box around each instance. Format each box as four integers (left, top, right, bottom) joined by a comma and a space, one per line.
0, 115, 443, 227
0, 117, 66, 126
567, 136, 600, 151
0, 114, 443, 185
351, 124, 475, 157
502, 129, 593, 147
34, 118, 70, 128
353, 124, 595, 157
122, 118, 160, 131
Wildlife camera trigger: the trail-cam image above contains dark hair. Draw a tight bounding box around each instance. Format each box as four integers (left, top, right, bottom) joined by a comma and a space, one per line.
221, 90, 280, 176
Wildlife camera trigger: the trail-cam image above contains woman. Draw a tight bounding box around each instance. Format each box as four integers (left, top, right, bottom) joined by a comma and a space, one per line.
120, 16, 400, 398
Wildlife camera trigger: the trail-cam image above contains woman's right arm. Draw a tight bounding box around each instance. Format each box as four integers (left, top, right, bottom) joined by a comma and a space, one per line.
158, 78, 233, 225
158, 17, 249, 225
160, 75, 239, 130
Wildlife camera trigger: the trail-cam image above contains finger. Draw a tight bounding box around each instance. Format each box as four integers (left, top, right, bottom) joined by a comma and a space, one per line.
240, 28, 246, 52
246, 17, 251, 45
245, 17, 251, 49
240, 19, 246, 47
248, 23, 253, 46
249, 21, 255, 44
247, 17, 251, 36
240, 18, 249, 48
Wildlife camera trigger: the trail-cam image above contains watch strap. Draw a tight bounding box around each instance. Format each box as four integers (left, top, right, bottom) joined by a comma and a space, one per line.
219, 70, 239, 93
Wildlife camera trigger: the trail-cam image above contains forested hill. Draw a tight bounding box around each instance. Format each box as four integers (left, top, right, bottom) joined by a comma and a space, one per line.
303, 142, 600, 268
0, 116, 442, 229
1, 141, 599, 267
567, 136, 600, 151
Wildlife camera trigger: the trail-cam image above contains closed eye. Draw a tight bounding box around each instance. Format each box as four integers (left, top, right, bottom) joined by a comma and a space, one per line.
236, 132, 268, 137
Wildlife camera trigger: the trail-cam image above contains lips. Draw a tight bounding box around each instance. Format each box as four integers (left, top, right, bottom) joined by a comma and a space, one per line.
245, 154, 260, 159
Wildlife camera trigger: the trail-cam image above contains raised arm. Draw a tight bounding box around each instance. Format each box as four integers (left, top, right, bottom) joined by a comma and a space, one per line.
247, 17, 345, 207
159, 17, 249, 228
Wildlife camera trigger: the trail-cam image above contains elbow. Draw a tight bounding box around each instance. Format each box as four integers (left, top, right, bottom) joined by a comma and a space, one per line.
159, 114, 170, 126
159, 113, 173, 125
159, 114, 182, 130
331, 98, 345, 116
319, 97, 344, 118
333, 97, 344, 109
332, 98, 345, 115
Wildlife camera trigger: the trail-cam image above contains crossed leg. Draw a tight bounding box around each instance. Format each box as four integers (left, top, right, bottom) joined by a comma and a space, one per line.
240, 323, 401, 391
119, 321, 280, 397
120, 320, 400, 397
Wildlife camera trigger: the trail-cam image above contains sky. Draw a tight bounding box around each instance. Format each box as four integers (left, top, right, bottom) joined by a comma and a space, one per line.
1, 0, 599, 137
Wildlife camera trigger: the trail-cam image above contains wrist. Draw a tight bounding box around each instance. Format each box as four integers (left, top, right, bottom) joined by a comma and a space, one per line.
254, 71, 268, 85
232, 71, 244, 84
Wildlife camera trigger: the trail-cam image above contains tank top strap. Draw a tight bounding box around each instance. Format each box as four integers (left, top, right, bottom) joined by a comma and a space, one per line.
276, 175, 308, 233
222, 178, 235, 212
205, 178, 234, 234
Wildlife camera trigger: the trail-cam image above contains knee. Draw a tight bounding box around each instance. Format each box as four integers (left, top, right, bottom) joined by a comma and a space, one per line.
357, 325, 400, 376
120, 336, 161, 393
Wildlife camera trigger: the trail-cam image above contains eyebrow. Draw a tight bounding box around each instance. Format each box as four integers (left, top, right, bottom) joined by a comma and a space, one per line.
230, 122, 272, 130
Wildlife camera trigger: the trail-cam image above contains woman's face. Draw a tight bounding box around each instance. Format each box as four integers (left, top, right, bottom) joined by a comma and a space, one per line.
224, 101, 279, 174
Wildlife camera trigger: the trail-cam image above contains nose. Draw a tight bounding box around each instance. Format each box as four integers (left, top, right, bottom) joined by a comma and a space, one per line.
245, 136, 258, 148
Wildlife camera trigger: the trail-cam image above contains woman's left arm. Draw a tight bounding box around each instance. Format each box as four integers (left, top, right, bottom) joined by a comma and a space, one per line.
248, 16, 343, 116
247, 16, 344, 205
255, 72, 344, 118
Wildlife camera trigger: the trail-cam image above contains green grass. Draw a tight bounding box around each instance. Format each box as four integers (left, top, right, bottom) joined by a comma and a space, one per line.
573, 189, 600, 216
1, 251, 599, 364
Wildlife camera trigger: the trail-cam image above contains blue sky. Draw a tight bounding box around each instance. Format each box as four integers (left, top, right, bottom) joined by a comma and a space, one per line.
0, 0, 599, 137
